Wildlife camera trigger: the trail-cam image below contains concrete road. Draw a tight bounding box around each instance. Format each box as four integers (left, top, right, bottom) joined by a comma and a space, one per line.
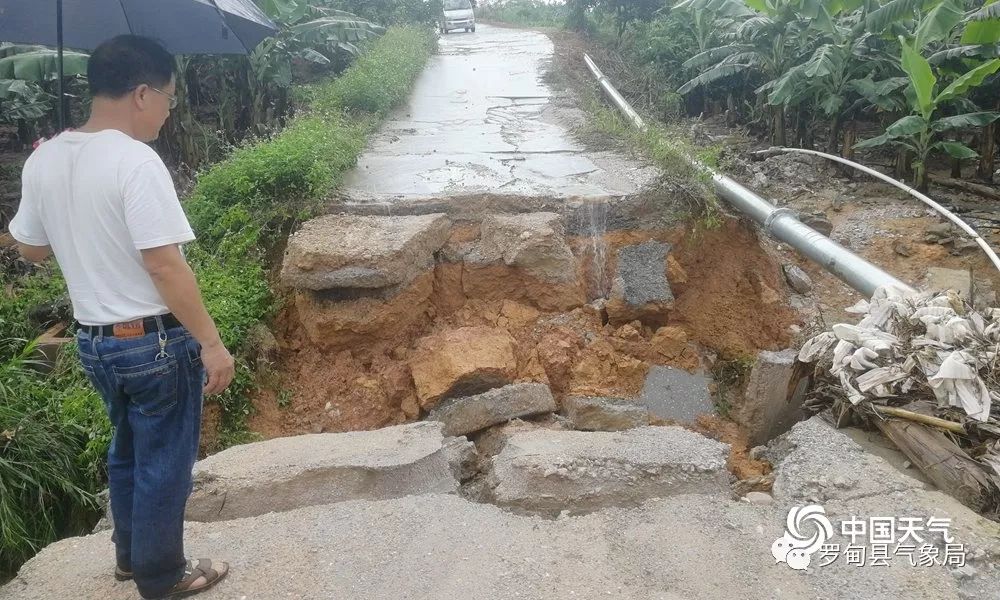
341, 24, 658, 203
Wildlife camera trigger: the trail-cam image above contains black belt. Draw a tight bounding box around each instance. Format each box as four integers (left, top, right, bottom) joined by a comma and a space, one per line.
76, 313, 183, 338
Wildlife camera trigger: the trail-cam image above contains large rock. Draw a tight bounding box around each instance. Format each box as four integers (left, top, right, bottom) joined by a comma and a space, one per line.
292, 270, 435, 349
640, 366, 715, 423
281, 213, 451, 290
782, 264, 813, 294
487, 427, 730, 514
476, 213, 578, 283
730, 349, 808, 445
568, 339, 649, 399
606, 241, 674, 325
563, 396, 649, 431
428, 383, 557, 437
185, 422, 475, 522
408, 326, 518, 409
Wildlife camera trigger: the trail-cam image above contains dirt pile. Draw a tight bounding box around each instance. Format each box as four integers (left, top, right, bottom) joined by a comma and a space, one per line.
251, 214, 798, 444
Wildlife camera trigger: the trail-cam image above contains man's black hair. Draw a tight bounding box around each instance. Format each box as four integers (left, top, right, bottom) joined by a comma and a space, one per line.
87, 35, 174, 98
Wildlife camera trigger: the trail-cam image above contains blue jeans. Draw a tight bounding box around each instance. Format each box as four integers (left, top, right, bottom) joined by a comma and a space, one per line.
77, 322, 205, 599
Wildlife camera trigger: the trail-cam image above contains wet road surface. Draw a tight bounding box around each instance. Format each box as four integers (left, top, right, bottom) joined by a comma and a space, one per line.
341, 24, 657, 202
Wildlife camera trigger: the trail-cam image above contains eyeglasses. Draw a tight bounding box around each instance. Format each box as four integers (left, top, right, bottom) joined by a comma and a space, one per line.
149, 86, 178, 110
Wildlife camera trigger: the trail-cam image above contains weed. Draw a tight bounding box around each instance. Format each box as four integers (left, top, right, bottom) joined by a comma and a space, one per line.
711, 355, 757, 417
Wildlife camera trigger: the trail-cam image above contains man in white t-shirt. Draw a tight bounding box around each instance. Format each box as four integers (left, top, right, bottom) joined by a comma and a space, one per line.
10, 36, 233, 600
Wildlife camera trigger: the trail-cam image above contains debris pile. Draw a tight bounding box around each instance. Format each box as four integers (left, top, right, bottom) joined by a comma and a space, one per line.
799, 287, 1000, 514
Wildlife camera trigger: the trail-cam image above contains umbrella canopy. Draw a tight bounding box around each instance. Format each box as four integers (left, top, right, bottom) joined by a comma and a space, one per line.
0, 0, 279, 128
0, 0, 278, 54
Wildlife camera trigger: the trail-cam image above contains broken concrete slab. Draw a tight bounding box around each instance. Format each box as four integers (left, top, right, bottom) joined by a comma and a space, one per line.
925, 267, 972, 300
281, 213, 451, 290
729, 349, 808, 446
427, 383, 557, 437
562, 396, 649, 431
185, 422, 475, 522
766, 416, 927, 505
408, 326, 518, 409
639, 365, 715, 423
782, 264, 813, 294
606, 241, 673, 325
487, 426, 730, 514
475, 213, 578, 283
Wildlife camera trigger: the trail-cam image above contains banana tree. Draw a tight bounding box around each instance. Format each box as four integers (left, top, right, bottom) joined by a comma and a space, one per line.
854, 36, 1000, 190
670, 0, 753, 113
0, 45, 89, 141
245, 0, 384, 132
677, 0, 826, 144
762, 0, 925, 154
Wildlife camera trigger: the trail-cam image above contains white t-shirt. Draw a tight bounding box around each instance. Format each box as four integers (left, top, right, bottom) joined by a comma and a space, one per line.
9, 129, 195, 326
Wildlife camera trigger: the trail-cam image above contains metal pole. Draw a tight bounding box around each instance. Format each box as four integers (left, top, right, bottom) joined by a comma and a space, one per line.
582, 53, 915, 298
57, 0, 65, 131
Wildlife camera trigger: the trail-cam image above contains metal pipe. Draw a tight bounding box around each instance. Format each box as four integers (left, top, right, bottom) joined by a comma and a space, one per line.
760, 146, 1000, 278
582, 53, 915, 298
583, 55, 646, 131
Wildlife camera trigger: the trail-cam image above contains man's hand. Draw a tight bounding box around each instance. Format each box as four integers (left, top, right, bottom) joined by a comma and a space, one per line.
200, 341, 235, 396
142, 244, 234, 396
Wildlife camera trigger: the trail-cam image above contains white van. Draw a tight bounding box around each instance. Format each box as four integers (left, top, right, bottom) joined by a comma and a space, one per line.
441, 0, 476, 33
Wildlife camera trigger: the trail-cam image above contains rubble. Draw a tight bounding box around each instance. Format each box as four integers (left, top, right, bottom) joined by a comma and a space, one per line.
186, 422, 475, 522
730, 349, 808, 446
797, 287, 1000, 513
925, 267, 972, 300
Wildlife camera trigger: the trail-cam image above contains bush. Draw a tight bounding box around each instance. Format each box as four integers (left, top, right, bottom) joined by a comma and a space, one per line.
316, 27, 435, 115
0, 267, 68, 349
479, 1, 569, 28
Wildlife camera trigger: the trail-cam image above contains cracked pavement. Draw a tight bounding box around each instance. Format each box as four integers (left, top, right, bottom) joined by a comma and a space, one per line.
340, 24, 659, 202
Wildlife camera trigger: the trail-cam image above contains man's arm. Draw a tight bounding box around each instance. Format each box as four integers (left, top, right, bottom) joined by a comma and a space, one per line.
141, 244, 234, 396
16, 243, 52, 263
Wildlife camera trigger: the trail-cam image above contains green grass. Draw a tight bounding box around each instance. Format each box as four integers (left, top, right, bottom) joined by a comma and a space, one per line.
581, 92, 724, 230
0, 343, 107, 576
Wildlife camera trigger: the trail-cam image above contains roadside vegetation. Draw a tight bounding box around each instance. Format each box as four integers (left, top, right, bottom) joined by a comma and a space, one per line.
0, 0, 437, 580
482, 0, 1000, 191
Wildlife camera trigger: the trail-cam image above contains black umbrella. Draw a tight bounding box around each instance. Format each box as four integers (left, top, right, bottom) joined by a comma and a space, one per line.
0, 0, 279, 128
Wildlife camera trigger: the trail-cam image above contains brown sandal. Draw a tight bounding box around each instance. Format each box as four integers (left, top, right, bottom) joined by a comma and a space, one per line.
114, 566, 133, 581
157, 559, 229, 598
